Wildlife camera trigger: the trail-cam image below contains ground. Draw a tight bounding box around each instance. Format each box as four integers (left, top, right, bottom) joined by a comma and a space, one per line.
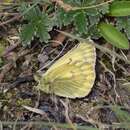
0, 6, 130, 130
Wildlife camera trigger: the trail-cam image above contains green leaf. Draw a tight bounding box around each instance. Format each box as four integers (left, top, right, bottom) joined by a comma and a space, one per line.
109, 1, 130, 16
63, 10, 77, 26
20, 5, 52, 46
53, 0, 108, 38
74, 11, 88, 34
20, 23, 35, 46
36, 12, 52, 42
98, 22, 129, 49
19, 3, 40, 21
54, 8, 75, 28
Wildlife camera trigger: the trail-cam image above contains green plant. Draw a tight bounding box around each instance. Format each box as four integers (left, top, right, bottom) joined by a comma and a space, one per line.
19, 0, 130, 49
19, 2, 52, 46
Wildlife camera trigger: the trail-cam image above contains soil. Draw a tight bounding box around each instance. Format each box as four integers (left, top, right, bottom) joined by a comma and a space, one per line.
0, 6, 130, 130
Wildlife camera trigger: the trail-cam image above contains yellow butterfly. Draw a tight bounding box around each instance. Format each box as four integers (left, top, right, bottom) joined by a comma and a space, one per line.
34, 42, 96, 98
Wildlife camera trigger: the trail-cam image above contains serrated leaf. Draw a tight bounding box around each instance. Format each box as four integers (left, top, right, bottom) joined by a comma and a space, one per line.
54, 8, 77, 28
25, 7, 38, 21
20, 5, 52, 46
74, 11, 88, 34
36, 12, 52, 42
19, 3, 35, 21
37, 24, 51, 43
63, 10, 77, 26
20, 23, 36, 46
53, 0, 105, 37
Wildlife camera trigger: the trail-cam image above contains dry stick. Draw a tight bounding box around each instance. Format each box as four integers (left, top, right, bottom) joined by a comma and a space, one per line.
56, 30, 130, 65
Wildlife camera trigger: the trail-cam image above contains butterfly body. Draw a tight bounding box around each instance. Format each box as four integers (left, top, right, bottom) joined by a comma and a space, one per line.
35, 42, 96, 98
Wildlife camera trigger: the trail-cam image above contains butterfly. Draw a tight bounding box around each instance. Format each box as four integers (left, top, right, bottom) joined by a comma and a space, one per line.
34, 42, 96, 98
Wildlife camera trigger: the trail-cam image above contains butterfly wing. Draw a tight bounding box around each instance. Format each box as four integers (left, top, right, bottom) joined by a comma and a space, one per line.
46, 42, 96, 73
37, 42, 96, 98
